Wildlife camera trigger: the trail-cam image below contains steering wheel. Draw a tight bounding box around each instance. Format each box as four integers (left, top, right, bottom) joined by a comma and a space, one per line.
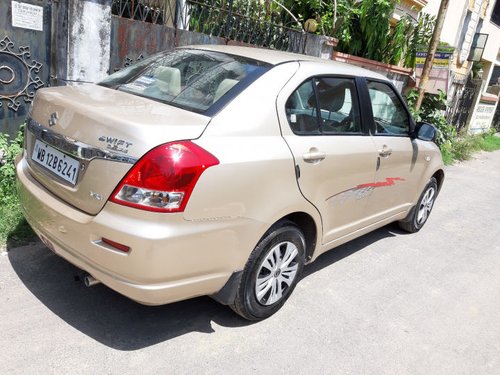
376, 121, 388, 134
338, 116, 354, 132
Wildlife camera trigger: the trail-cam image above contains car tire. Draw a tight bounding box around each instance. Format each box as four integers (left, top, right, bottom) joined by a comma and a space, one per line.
398, 177, 438, 233
230, 221, 305, 321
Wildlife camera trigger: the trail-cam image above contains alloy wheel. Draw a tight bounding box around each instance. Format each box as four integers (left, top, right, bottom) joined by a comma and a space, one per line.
417, 186, 436, 226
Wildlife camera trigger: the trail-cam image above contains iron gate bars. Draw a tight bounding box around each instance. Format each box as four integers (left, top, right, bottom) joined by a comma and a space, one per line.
111, 0, 305, 52
0, 36, 44, 112
186, 0, 302, 50
112, 0, 177, 25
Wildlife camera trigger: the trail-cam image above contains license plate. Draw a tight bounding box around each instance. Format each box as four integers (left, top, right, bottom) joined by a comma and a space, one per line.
32, 139, 80, 185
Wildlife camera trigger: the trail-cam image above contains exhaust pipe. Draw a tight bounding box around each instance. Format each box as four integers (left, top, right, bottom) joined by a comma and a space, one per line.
83, 274, 101, 287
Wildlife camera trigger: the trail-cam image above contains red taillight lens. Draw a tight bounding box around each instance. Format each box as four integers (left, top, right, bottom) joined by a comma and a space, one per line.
110, 141, 219, 212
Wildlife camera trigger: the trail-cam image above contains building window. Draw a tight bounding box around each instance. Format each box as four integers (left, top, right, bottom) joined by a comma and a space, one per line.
468, 33, 489, 61
489, 66, 500, 86
492, 0, 500, 27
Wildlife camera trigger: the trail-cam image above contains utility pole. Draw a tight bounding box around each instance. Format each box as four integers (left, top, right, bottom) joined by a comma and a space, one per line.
415, 0, 449, 111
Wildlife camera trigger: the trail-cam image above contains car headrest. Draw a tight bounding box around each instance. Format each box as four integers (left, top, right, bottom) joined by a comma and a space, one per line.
319, 86, 346, 113
214, 79, 238, 102
153, 66, 181, 96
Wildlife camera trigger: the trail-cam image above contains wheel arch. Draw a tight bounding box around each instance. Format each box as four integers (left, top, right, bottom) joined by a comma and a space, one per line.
212, 211, 319, 307
279, 212, 318, 263
432, 169, 445, 193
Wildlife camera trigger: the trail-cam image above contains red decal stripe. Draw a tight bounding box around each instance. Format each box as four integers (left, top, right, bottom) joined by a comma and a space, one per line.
356, 177, 405, 189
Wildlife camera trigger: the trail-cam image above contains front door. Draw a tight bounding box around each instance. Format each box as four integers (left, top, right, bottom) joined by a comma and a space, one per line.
363, 80, 424, 221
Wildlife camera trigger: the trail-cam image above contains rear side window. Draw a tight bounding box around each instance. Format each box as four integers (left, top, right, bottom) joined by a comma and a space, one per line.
99, 49, 270, 113
367, 81, 410, 136
285, 80, 320, 134
286, 77, 361, 135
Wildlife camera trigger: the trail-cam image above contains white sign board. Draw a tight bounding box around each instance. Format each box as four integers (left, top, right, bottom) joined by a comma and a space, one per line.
11, 1, 43, 32
470, 101, 497, 134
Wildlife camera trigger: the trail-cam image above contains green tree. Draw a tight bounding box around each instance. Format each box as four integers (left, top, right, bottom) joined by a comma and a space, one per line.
317, 0, 436, 68
404, 13, 436, 68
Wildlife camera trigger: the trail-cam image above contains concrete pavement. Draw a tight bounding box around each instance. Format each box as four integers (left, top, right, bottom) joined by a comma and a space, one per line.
1, 150, 499, 374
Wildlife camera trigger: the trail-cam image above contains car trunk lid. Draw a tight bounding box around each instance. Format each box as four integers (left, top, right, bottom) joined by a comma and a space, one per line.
25, 84, 211, 215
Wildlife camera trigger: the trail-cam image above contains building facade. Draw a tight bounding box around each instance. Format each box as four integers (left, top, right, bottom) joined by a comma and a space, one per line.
424, 0, 500, 133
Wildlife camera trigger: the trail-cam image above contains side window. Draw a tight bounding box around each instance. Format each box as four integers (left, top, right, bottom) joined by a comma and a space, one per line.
367, 81, 410, 136
285, 80, 320, 134
316, 77, 361, 134
285, 77, 361, 135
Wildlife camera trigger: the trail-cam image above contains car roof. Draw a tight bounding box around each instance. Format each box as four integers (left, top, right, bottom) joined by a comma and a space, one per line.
184, 45, 387, 81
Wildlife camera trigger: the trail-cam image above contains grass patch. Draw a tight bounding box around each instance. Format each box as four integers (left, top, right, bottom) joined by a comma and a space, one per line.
480, 134, 500, 151
0, 201, 35, 250
0, 126, 36, 250
440, 145, 453, 165
441, 132, 500, 165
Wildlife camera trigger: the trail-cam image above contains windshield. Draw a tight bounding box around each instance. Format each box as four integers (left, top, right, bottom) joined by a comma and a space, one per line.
99, 49, 271, 113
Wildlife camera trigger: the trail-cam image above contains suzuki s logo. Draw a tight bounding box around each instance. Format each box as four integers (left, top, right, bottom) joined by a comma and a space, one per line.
48, 112, 58, 127
90, 191, 103, 201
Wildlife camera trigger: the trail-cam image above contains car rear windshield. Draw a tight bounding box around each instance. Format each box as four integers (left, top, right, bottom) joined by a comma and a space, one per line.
99, 49, 271, 114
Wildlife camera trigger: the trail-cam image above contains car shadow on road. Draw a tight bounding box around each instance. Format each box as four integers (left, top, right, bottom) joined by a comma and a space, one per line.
7, 242, 250, 351
302, 224, 404, 278
7, 224, 405, 350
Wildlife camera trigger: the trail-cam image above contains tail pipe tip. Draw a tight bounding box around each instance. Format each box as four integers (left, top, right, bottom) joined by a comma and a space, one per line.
83, 274, 101, 287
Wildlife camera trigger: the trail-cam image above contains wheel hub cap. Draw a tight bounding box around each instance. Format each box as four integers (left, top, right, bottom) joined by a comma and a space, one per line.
254, 241, 299, 306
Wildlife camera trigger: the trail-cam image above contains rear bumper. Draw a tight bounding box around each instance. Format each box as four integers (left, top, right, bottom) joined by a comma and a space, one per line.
16, 154, 259, 305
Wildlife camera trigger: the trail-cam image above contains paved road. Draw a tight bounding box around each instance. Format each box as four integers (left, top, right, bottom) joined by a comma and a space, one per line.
1, 151, 499, 374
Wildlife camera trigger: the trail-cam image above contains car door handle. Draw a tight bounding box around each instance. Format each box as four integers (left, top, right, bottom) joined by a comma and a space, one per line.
303, 150, 326, 163
378, 147, 392, 157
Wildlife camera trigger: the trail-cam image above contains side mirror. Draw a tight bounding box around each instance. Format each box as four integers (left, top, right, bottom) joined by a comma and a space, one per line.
415, 122, 437, 142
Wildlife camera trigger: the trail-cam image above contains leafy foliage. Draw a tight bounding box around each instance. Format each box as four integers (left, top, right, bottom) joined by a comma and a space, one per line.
0, 126, 35, 248
406, 89, 456, 147
322, 1, 362, 54
479, 131, 500, 151
323, 0, 388, 59
403, 13, 436, 68
0, 202, 35, 248
406, 91, 499, 165
442, 131, 499, 164
313, 0, 436, 68
281, 0, 323, 21
186, 0, 436, 68
187, 0, 304, 49
0, 126, 24, 207
358, 0, 395, 62
386, 14, 413, 65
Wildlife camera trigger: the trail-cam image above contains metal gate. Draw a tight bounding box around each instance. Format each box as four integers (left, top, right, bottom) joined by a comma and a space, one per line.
492, 103, 500, 131
0, 0, 52, 137
447, 74, 482, 132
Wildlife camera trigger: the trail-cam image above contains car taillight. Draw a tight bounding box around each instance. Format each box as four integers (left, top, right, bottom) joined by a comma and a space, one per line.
110, 141, 219, 212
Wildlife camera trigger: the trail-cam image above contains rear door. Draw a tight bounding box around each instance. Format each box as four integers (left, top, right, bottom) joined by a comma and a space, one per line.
277, 75, 379, 244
